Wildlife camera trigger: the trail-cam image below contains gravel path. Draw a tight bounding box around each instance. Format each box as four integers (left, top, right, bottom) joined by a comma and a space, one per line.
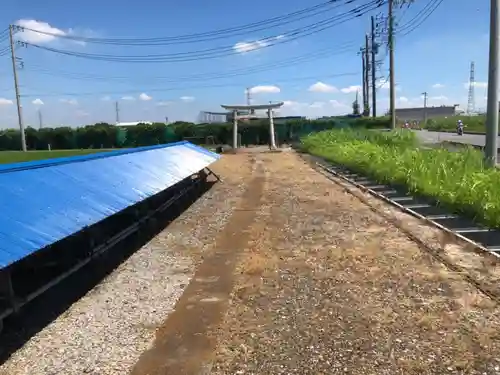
0, 158, 253, 375
211, 152, 500, 375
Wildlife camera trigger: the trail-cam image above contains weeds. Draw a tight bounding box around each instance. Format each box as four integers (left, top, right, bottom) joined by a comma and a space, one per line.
302, 129, 500, 228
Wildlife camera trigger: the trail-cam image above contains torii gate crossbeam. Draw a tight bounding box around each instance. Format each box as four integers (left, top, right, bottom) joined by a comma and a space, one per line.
220, 102, 284, 150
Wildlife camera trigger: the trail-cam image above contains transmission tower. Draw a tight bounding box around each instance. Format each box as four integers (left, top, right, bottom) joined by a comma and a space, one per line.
246, 87, 255, 115
467, 61, 476, 114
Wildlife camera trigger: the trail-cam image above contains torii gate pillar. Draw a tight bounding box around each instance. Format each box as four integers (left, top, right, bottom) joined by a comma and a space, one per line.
232, 110, 238, 149
268, 108, 276, 149
220, 102, 284, 150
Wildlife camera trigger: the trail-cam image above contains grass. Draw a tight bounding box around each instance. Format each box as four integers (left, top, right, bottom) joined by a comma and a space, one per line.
302, 128, 500, 228
0, 149, 114, 164
423, 115, 486, 133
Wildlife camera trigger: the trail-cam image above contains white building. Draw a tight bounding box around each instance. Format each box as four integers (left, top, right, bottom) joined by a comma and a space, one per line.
115, 121, 153, 126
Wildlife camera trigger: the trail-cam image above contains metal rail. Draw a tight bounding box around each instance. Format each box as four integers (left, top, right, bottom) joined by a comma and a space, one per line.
0, 168, 216, 332
315, 161, 500, 260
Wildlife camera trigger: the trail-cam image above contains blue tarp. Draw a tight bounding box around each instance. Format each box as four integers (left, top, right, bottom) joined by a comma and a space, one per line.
0, 141, 220, 269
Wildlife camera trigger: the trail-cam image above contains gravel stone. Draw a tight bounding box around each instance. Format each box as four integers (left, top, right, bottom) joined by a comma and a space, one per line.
212, 152, 500, 375
0, 159, 250, 375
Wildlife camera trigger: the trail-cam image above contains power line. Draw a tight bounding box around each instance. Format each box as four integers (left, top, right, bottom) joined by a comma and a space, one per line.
20, 43, 358, 84
395, 0, 444, 36
17, 0, 351, 46
20, 71, 360, 97
23, 0, 385, 63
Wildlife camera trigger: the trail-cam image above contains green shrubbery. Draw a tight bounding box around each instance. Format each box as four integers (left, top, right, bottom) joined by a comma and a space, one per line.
302, 128, 500, 228
423, 116, 485, 133
0, 117, 392, 151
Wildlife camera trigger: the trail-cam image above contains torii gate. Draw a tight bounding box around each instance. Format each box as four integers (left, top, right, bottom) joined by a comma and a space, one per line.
220, 102, 284, 150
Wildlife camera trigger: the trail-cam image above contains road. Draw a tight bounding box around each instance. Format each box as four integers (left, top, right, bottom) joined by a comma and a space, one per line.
413, 130, 497, 147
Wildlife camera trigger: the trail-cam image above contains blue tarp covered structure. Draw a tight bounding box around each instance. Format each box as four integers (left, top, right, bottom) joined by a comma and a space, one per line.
0, 141, 220, 269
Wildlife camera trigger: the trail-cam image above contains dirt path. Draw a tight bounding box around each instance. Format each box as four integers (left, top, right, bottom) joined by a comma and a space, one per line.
210, 152, 500, 375
131, 151, 500, 375
131, 154, 265, 375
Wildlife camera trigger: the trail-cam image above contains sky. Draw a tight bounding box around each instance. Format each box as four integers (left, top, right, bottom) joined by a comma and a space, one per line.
0, 0, 491, 128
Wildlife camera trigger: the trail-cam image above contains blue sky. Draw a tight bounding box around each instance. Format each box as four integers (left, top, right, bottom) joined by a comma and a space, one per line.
0, 0, 491, 128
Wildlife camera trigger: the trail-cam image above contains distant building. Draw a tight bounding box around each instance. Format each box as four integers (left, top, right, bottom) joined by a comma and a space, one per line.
395, 105, 458, 122
115, 121, 153, 126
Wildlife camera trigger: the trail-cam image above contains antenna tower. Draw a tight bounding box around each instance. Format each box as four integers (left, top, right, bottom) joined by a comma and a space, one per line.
246, 87, 252, 106
467, 61, 475, 114
115, 101, 120, 124
246, 87, 255, 115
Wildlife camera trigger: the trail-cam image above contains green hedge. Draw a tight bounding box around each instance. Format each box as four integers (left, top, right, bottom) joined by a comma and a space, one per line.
0, 116, 392, 151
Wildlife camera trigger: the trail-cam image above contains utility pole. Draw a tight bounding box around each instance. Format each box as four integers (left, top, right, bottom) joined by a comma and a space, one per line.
360, 48, 367, 114
115, 101, 120, 124
371, 16, 377, 117
485, 0, 500, 167
364, 34, 370, 116
38, 109, 43, 129
9, 25, 27, 151
388, 0, 396, 129
421, 91, 428, 124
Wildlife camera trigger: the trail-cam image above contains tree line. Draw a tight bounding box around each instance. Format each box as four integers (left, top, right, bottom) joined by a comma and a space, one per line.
0, 117, 391, 151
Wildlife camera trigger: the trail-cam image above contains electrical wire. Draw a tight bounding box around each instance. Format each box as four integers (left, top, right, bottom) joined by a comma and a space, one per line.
0, 28, 10, 56
0, 27, 9, 43
21, 43, 358, 83
17, 0, 355, 46
27, 3, 374, 61
20, 70, 360, 97
25, 0, 385, 63
376, 74, 389, 91
395, 0, 444, 36
0, 46, 10, 57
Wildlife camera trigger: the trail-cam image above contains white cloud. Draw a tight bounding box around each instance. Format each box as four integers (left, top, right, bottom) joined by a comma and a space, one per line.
340, 85, 362, 94
330, 100, 350, 109
156, 101, 171, 106
389, 94, 453, 109
280, 99, 350, 117
75, 109, 89, 117
121, 96, 135, 101
59, 98, 77, 105
248, 85, 280, 94
233, 35, 284, 53
15, 19, 67, 44
308, 82, 338, 93
14, 19, 91, 46
0, 98, 13, 106
464, 81, 488, 89
429, 95, 448, 101
139, 93, 152, 101
309, 102, 325, 108
180, 96, 195, 102
32, 98, 44, 105
282, 100, 304, 109
432, 83, 444, 89
101, 96, 111, 101
233, 40, 268, 53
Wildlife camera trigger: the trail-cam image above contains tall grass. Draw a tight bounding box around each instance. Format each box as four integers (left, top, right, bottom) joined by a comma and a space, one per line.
302, 129, 500, 228
424, 116, 485, 132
